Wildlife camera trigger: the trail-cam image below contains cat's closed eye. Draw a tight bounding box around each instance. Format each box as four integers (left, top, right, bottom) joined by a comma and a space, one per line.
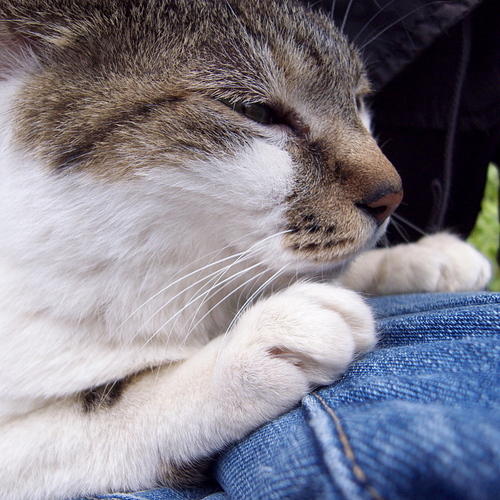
219, 98, 276, 125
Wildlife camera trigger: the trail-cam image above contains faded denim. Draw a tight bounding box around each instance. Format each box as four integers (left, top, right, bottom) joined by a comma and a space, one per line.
80, 292, 500, 500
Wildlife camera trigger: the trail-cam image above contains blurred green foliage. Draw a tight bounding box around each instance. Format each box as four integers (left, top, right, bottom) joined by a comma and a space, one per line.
467, 163, 500, 291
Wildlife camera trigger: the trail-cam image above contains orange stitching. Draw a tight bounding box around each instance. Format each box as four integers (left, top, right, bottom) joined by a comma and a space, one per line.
314, 393, 385, 500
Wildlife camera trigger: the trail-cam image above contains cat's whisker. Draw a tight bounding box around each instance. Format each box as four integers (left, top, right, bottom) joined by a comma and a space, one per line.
152, 265, 270, 354
350, 0, 398, 46
387, 217, 410, 244
225, 264, 289, 336
136, 230, 292, 347
223, 0, 248, 38
376, 231, 391, 248
186, 230, 290, 314
167, 229, 263, 282
358, 1, 447, 51
391, 213, 427, 237
152, 263, 272, 365
181, 266, 274, 351
162, 260, 266, 345
110, 253, 247, 340
129, 256, 261, 347
166, 230, 292, 332
213, 264, 289, 367
180, 257, 262, 338
340, 0, 355, 34
329, 0, 337, 20
113, 230, 290, 337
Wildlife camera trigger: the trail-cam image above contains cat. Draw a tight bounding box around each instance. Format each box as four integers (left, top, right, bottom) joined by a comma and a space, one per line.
0, 0, 491, 499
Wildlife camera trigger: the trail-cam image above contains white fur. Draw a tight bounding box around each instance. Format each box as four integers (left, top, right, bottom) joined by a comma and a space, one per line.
0, 79, 293, 389
359, 105, 372, 132
0, 282, 377, 500
341, 233, 492, 295
0, 73, 492, 500
0, 76, 377, 499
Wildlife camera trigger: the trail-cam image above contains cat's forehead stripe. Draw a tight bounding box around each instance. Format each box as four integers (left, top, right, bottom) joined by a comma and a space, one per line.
7, 0, 364, 179
52, 95, 185, 171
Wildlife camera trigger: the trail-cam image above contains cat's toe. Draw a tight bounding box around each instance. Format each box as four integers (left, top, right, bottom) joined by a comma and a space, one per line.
224, 282, 376, 405
341, 232, 492, 295
418, 233, 492, 292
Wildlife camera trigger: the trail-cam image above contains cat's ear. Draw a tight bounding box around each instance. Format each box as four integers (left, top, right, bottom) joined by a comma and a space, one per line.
0, 6, 68, 78
0, 21, 38, 77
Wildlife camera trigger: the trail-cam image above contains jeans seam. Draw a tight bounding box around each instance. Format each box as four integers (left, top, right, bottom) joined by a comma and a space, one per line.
313, 393, 385, 500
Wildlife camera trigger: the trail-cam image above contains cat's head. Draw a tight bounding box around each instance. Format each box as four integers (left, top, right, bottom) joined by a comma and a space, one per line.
0, 0, 402, 276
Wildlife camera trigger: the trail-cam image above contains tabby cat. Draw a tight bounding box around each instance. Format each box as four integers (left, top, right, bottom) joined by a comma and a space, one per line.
0, 0, 491, 498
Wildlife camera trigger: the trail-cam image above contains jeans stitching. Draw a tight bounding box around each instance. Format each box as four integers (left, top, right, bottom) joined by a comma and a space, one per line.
313, 393, 385, 500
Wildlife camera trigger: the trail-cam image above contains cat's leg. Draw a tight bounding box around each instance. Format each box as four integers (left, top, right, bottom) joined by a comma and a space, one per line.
0, 282, 375, 500
341, 233, 492, 295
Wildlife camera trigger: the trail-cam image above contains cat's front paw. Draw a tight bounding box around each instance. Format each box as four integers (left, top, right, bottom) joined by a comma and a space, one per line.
221, 282, 375, 418
342, 233, 492, 295
416, 233, 492, 291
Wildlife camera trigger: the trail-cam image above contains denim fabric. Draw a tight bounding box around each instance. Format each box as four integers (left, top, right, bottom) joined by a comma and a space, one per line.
80, 292, 500, 500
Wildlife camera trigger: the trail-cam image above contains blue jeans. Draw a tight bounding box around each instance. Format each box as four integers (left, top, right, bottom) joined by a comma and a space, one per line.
81, 292, 500, 500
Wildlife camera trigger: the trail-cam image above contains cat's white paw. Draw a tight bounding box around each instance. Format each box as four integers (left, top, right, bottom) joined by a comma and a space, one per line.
220, 282, 375, 418
342, 233, 492, 295
416, 233, 492, 290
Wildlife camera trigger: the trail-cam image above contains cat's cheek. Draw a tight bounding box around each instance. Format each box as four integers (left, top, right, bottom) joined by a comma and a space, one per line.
193, 140, 296, 212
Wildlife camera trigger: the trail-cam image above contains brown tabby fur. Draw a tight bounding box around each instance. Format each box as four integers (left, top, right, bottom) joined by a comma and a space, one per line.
1, 0, 401, 263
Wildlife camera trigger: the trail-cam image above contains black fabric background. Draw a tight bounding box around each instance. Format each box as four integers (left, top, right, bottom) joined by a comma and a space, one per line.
307, 0, 500, 243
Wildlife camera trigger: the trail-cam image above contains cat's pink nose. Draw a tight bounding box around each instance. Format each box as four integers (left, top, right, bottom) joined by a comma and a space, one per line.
358, 189, 403, 226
